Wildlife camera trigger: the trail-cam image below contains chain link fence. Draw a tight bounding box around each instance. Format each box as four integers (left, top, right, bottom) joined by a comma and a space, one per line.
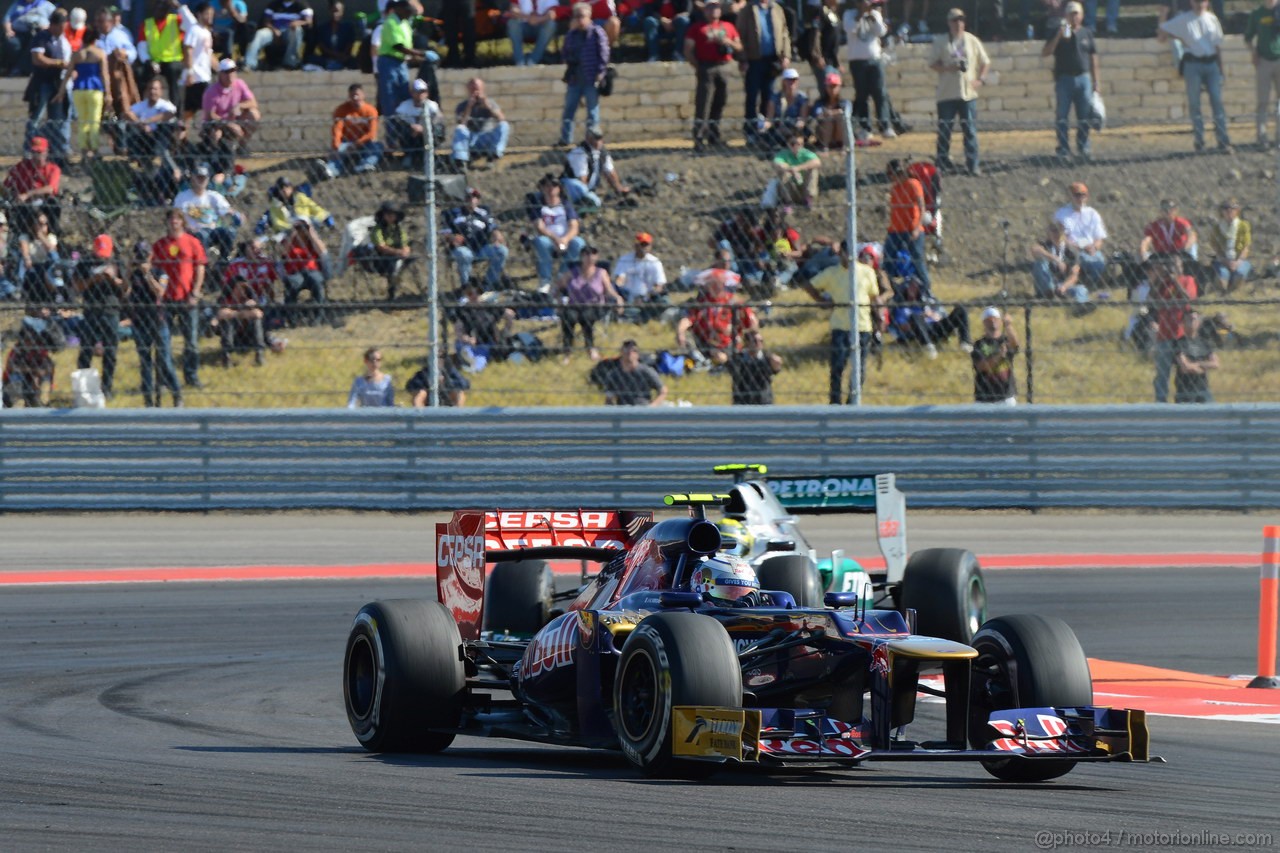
2, 111, 1278, 408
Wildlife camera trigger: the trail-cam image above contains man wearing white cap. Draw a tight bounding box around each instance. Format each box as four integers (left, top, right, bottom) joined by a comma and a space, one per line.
971, 306, 1019, 404
202, 58, 259, 144
391, 78, 443, 170
929, 7, 990, 176
1042, 1, 1099, 161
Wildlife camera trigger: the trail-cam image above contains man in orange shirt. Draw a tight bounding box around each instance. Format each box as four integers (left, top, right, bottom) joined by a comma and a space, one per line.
322, 82, 382, 179
884, 158, 932, 297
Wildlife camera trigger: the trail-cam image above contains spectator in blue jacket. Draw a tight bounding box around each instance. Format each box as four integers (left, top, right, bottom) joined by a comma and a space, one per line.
558, 3, 610, 147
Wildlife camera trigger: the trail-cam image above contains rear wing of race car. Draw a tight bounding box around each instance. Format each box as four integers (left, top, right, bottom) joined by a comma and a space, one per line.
715, 465, 908, 585
435, 509, 651, 640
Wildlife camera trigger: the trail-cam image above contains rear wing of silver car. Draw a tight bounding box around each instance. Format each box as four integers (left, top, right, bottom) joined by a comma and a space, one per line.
715, 465, 909, 585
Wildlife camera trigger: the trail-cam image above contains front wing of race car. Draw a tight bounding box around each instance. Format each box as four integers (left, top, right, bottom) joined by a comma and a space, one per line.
671, 706, 1151, 767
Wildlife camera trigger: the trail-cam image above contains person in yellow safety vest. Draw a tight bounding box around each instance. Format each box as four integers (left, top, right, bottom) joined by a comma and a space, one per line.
139, 0, 186, 115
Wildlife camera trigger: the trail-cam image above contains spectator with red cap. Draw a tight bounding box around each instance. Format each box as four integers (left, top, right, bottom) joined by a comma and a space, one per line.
684, 0, 741, 153
3, 136, 62, 234
150, 206, 208, 392
279, 216, 335, 324
612, 231, 668, 310
322, 82, 382, 178
811, 70, 853, 150
72, 234, 126, 399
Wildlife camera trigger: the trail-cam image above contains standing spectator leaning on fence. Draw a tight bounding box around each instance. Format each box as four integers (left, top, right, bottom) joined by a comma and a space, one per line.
1150, 252, 1197, 403
737, 0, 790, 139
128, 239, 182, 406
559, 3, 610, 148
727, 328, 782, 404
1043, 1, 1098, 162
507, 0, 557, 67
885, 159, 932, 297
25, 8, 71, 166
972, 306, 1019, 404
348, 346, 393, 407
929, 8, 989, 177
73, 234, 125, 399
452, 76, 510, 170
1207, 197, 1251, 292
1053, 180, 1106, 286
1245, 0, 1280, 148
799, 240, 879, 404
685, 0, 741, 153
844, 0, 890, 141
151, 207, 208, 392
589, 338, 668, 405
1159, 0, 1232, 154
1174, 308, 1218, 403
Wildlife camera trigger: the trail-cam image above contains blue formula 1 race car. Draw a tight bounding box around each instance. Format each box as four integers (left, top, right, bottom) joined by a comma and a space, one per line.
342, 496, 1153, 781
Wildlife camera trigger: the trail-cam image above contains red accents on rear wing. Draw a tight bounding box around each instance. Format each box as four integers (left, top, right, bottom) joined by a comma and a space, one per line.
435, 509, 651, 640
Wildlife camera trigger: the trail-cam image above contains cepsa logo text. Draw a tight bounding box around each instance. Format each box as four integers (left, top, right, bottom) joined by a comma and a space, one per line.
522, 615, 578, 679
485, 511, 626, 549
438, 533, 484, 588
485, 511, 618, 530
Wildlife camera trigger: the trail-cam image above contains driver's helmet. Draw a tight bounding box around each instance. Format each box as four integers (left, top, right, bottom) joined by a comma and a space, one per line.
716, 518, 755, 558
689, 555, 760, 606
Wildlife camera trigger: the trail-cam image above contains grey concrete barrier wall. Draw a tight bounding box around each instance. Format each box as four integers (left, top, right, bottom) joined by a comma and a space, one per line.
1, 404, 1278, 511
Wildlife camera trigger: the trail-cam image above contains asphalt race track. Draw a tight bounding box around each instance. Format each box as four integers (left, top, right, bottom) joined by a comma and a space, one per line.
1, 513, 1278, 851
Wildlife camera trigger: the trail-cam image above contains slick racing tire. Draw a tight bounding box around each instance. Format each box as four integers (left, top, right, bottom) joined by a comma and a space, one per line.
900, 548, 987, 644
484, 560, 554, 636
756, 554, 824, 608
344, 599, 464, 753
614, 612, 741, 778
968, 614, 1093, 783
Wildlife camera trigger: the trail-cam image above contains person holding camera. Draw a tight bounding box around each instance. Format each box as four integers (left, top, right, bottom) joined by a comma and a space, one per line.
928, 8, 990, 176
971, 306, 1020, 404
684, 0, 742, 152
1042, 1, 1099, 161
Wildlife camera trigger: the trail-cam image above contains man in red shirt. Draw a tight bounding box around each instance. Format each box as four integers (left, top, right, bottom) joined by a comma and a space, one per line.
683, 0, 741, 152
151, 207, 208, 392
674, 269, 758, 365
280, 216, 339, 327
884, 158, 932, 296
323, 82, 383, 179
3, 136, 62, 233
1149, 253, 1197, 403
1138, 198, 1197, 261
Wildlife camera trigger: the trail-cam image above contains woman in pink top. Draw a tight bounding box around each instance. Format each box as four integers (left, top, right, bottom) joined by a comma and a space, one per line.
201, 58, 260, 144
556, 245, 622, 362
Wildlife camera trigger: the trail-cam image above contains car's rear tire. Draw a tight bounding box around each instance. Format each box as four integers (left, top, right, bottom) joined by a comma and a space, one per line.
344, 599, 464, 753
483, 560, 554, 636
614, 611, 741, 778
969, 614, 1093, 782
900, 548, 987, 644
756, 554, 823, 608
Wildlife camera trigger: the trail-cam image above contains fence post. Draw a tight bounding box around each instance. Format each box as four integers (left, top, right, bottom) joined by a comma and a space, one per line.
425, 102, 440, 408
844, 110, 860, 406
1249, 525, 1280, 688
1023, 303, 1034, 405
